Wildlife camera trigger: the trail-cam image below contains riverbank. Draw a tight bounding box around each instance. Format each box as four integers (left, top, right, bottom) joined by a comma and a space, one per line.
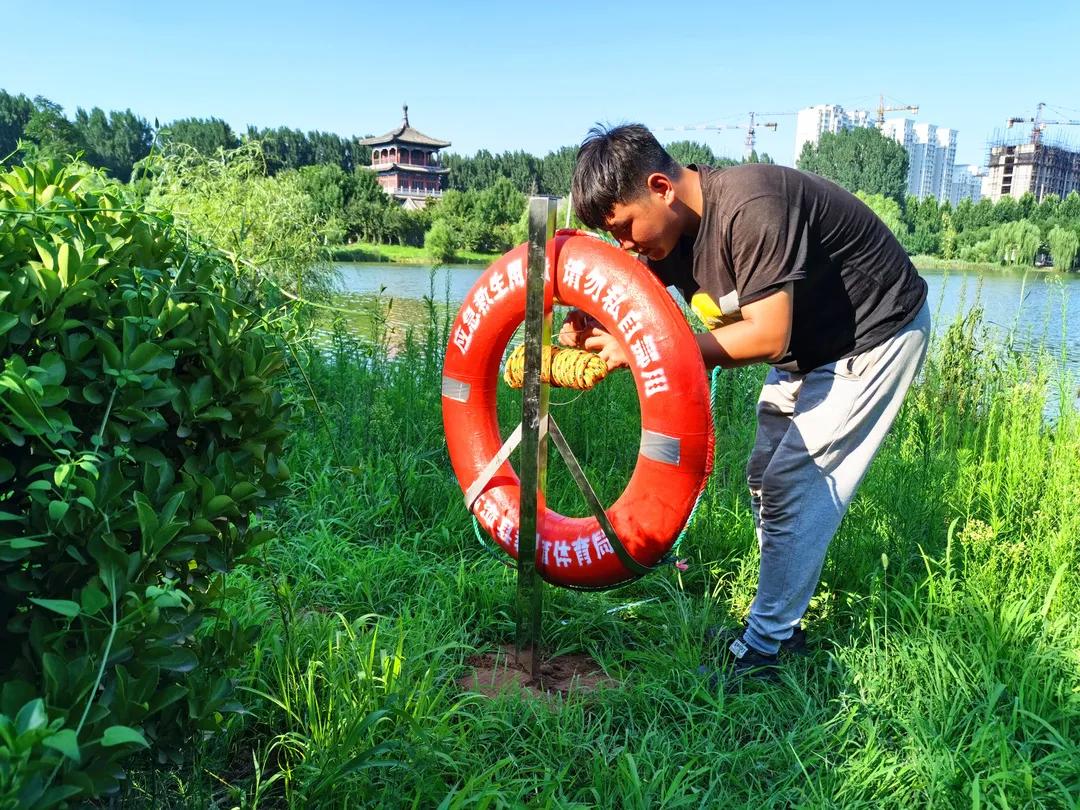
910, 254, 1076, 274
330, 241, 500, 265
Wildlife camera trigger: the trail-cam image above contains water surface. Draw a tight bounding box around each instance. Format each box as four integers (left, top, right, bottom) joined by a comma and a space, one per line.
333, 261, 1080, 409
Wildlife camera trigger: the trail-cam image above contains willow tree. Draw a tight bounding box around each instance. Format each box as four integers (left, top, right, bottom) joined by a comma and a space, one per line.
988, 220, 1042, 266
1047, 225, 1079, 270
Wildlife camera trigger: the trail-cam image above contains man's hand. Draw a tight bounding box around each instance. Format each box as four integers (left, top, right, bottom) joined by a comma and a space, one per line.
584, 328, 629, 371
558, 309, 603, 349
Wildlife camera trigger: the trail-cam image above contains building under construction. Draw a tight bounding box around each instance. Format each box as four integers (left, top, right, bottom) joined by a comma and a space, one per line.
983, 138, 1080, 203
982, 105, 1080, 203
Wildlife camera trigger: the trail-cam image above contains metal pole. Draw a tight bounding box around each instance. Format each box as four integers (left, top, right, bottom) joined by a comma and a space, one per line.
516, 196, 556, 683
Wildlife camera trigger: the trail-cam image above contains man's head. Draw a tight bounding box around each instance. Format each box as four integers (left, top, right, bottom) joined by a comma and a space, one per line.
572, 123, 686, 261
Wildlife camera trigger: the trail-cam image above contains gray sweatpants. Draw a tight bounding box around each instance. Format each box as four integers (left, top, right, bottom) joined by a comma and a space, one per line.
743, 301, 931, 655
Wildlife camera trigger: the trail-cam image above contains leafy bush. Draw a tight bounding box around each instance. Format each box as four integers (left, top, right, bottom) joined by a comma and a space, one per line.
142, 141, 333, 298
0, 159, 291, 806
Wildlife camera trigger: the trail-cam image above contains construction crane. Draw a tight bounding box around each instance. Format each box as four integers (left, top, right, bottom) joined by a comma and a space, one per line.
876, 94, 919, 128
1007, 102, 1080, 145
660, 111, 782, 161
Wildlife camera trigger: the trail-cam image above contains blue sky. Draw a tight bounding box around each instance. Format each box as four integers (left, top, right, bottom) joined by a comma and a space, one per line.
6, 0, 1079, 168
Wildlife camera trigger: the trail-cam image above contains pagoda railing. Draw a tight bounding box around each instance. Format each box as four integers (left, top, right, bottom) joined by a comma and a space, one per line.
391, 188, 444, 197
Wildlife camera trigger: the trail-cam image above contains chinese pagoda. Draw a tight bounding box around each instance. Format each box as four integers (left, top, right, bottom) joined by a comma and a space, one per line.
359, 105, 450, 209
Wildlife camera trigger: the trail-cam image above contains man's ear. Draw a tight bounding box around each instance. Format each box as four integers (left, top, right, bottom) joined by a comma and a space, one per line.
646, 172, 676, 204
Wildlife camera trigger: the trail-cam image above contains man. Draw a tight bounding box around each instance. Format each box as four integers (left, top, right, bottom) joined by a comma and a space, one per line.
561, 124, 930, 677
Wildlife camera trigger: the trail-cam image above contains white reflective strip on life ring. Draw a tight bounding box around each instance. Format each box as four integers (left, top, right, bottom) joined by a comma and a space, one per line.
640, 429, 681, 466
441, 376, 471, 403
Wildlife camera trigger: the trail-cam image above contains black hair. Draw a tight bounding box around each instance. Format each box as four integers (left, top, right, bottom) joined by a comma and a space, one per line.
571, 123, 682, 229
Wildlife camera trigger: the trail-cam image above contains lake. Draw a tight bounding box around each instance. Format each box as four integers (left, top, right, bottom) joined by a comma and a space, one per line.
332, 261, 1080, 410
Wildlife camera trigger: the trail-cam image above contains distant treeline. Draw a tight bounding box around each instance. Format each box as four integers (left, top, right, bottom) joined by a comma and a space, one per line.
0, 88, 774, 194
22, 87, 1069, 269
0, 89, 376, 181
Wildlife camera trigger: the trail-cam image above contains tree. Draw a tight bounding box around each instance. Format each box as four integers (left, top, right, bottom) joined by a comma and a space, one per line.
992, 195, 1020, 224
797, 127, 909, 202
21, 97, 84, 161
308, 130, 351, 171
445, 149, 499, 191
346, 172, 387, 239
966, 198, 995, 230
1047, 224, 1079, 270
987, 219, 1042, 266
158, 117, 240, 156
1017, 191, 1038, 220
73, 107, 153, 182
499, 150, 541, 194
0, 89, 34, 160
940, 211, 958, 260
246, 126, 316, 174
475, 176, 526, 251
744, 150, 776, 164
855, 191, 908, 243
1036, 193, 1060, 224
425, 218, 458, 263
664, 140, 718, 166
1060, 190, 1080, 221
540, 145, 576, 197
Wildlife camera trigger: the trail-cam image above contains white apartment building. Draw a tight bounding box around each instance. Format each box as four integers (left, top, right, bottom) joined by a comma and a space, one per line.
798, 104, 974, 203
949, 165, 983, 206
881, 119, 958, 202
793, 104, 872, 161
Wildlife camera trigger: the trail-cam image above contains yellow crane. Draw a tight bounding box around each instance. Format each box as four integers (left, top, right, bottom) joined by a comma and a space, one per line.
876, 94, 919, 128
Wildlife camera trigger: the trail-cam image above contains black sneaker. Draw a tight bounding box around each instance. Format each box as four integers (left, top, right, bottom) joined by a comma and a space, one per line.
725, 634, 780, 678
706, 624, 808, 657
696, 633, 780, 686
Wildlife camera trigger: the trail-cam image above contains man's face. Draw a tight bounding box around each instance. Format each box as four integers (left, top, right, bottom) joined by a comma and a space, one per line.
602, 186, 681, 262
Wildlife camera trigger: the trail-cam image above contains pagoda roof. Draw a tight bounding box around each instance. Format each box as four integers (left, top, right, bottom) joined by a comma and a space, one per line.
359, 104, 450, 148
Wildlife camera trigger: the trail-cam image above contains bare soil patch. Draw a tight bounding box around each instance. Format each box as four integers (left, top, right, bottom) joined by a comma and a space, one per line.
458, 644, 615, 699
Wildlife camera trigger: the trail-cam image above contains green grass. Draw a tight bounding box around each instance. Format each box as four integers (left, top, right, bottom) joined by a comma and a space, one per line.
117, 300, 1080, 808
330, 241, 500, 266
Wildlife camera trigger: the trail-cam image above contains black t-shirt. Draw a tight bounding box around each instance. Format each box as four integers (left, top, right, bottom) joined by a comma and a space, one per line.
649, 164, 928, 372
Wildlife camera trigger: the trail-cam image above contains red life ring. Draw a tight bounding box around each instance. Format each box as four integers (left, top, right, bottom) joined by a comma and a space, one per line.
442, 230, 713, 589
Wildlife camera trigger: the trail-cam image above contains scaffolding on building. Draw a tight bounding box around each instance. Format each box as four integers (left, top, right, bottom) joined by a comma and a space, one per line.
982, 107, 1080, 203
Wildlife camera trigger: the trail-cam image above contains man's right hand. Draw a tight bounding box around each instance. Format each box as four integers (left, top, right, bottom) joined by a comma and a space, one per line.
558, 309, 603, 349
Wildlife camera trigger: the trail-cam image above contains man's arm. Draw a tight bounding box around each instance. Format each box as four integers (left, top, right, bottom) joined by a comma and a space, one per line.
584, 283, 793, 371
695, 282, 793, 369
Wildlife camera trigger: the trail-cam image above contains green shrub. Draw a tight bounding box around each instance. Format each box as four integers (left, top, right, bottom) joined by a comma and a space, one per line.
0, 159, 291, 806
424, 218, 458, 263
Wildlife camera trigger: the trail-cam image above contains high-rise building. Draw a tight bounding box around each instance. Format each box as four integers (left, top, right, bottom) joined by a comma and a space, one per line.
798, 104, 969, 203
793, 104, 872, 162
982, 141, 1080, 203
881, 119, 958, 202
949, 165, 984, 206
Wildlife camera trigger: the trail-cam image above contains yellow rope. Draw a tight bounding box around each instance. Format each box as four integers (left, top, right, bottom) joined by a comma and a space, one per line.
503, 344, 608, 390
